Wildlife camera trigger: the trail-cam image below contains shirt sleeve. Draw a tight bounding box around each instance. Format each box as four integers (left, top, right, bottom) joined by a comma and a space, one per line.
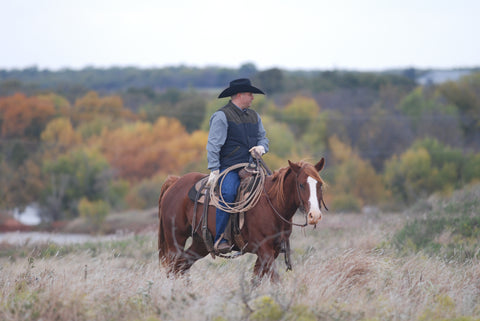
256, 114, 269, 153
206, 111, 228, 170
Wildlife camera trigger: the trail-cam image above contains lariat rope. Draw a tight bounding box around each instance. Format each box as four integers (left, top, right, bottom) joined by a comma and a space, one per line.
209, 159, 267, 213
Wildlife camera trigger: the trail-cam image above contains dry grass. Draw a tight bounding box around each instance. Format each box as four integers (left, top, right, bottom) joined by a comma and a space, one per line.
1, 213, 479, 321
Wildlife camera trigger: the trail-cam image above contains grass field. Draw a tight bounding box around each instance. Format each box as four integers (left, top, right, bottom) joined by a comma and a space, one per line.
1, 206, 479, 320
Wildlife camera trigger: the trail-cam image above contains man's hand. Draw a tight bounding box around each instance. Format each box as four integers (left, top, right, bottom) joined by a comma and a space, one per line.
249, 145, 265, 159
206, 169, 219, 187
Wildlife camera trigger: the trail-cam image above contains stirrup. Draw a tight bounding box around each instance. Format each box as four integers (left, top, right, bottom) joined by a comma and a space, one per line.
214, 234, 232, 254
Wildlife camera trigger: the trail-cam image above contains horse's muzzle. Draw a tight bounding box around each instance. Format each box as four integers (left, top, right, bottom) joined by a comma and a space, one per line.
307, 210, 322, 225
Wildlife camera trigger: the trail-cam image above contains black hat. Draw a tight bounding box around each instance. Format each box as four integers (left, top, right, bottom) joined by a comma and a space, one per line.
218, 78, 265, 98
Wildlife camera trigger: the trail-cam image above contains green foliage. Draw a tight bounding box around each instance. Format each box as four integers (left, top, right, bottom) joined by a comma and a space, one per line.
251, 296, 284, 321
41, 148, 112, 220
438, 72, 480, 147
261, 116, 295, 158
328, 135, 388, 210
141, 89, 206, 132
384, 138, 479, 204
331, 194, 362, 212
78, 198, 110, 231
392, 184, 480, 261
106, 179, 130, 211
254, 68, 284, 94
281, 96, 320, 138
126, 174, 165, 209
418, 294, 480, 321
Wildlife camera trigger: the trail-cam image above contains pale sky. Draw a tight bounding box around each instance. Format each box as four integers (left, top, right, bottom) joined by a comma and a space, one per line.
1, 0, 479, 71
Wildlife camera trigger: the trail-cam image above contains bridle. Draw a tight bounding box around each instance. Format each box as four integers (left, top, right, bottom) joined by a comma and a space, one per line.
263, 169, 328, 228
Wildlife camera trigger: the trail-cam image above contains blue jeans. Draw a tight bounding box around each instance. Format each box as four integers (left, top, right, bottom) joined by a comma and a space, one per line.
214, 169, 240, 243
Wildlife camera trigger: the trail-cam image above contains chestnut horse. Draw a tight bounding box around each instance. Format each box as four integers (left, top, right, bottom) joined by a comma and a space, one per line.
158, 158, 326, 281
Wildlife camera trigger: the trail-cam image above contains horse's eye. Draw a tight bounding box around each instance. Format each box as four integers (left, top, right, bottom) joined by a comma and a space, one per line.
299, 184, 304, 189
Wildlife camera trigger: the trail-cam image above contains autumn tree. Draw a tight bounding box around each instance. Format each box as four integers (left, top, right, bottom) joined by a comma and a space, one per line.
98, 117, 208, 182
72, 91, 136, 125
328, 135, 387, 211
0, 158, 45, 210
0, 93, 55, 139
41, 117, 82, 156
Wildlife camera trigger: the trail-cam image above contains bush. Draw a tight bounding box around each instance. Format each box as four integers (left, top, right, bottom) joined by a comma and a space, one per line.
331, 194, 362, 213
392, 183, 480, 260
78, 198, 110, 232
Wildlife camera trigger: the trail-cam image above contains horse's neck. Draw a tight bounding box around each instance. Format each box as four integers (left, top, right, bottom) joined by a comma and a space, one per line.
267, 171, 298, 220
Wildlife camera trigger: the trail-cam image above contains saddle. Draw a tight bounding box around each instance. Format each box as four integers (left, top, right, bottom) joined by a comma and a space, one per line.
188, 164, 261, 255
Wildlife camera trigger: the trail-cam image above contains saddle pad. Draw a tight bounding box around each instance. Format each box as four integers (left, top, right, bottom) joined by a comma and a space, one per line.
187, 176, 211, 204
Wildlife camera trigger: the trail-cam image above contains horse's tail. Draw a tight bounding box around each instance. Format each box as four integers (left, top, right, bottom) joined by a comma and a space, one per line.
158, 175, 180, 262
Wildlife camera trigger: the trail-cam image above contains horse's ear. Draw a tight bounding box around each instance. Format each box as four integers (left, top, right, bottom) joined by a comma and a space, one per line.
315, 157, 325, 172
288, 160, 301, 174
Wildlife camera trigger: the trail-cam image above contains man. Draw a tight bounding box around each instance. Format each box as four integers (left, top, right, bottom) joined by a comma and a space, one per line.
206, 78, 269, 254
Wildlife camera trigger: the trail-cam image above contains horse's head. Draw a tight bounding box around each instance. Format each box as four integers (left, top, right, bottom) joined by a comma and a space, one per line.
288, 158, 326, 226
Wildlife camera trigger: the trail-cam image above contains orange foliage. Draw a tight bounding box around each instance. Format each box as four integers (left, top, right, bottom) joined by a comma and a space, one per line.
0, 93, 56, 138
72, 91, 136, 124
99, 117, 207, 182
41, 117, 82, 155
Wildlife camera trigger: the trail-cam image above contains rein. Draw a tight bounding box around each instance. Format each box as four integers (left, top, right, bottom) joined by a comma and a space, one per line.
256, 157, 308, 227
263, 183, 309, 228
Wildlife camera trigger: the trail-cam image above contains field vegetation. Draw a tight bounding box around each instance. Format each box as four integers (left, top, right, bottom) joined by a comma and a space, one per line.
1, 184, 479, 321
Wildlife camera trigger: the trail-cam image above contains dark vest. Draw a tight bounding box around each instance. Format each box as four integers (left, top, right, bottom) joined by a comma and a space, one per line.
219, 102, 259, 169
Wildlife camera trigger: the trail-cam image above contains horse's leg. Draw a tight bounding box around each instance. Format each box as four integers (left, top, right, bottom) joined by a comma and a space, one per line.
178, 233, 209, 270
252, 247, 280, 284
160, 213, 191, 276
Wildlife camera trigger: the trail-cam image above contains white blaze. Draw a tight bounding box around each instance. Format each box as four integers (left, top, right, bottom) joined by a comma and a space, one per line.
307, 176, 322, 223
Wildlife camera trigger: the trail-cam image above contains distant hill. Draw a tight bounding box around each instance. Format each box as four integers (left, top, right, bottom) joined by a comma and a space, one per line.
1, 65, 478, 96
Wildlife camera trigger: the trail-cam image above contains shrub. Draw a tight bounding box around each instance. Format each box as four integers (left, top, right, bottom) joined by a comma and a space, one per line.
392, 183, 480, 260
78, 197, 110, 232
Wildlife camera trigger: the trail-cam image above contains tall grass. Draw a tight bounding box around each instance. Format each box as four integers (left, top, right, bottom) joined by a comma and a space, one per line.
1, 212, 479, 321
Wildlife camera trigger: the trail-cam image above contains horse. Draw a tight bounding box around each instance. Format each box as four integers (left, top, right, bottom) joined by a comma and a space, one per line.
158, 158, 326, 282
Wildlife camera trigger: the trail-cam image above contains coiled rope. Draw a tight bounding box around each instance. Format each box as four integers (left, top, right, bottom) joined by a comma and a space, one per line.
209, 160, 269, 213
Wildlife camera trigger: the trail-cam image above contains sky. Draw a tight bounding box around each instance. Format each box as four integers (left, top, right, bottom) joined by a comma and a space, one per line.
1, 0, 479, 71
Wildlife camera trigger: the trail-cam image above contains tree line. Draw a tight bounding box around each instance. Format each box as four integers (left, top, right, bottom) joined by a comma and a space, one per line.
1, 66, 479, 225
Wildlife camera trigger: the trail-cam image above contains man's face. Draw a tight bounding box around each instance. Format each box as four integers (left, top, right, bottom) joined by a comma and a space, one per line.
237, 92, 254, 109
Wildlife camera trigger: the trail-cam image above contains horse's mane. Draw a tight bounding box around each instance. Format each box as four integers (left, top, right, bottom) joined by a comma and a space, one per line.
267, 161, 324, 208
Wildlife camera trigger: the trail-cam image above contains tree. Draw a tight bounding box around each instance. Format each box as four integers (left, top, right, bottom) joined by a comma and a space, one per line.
41, 117, 82, 155
328, 135, 387, 211
254, 68, 284, 94
98, 117, 208, 182
438, 72, 480, 149
397, 86, 462, 148
78, 197, 110, 232
0, 93, 55, 139
282, 96, 320, 138
383, 138, 471, 204
0, 159, 45, 210
261, 116, 295, 158
41, 147, 113, 220
72, 91, 136, 125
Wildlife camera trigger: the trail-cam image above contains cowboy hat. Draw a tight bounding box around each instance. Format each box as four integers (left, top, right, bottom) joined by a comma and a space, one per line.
218, 78, 265, 98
